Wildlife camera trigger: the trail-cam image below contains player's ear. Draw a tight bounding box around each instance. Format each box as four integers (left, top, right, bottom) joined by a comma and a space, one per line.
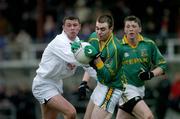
139, 27, 142, 33
78, 24, 81, 31
62, 25, 64, 30
124, 29, 127, 34
110, 26, 114, 31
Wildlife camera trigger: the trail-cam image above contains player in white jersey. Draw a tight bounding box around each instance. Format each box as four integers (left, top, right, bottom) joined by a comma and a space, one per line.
32, 15, 96, 119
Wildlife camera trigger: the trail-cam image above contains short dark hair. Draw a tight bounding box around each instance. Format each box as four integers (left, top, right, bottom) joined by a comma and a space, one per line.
97, 14, 114, 29
62, 15, 80, 24
124, 15, 142, 28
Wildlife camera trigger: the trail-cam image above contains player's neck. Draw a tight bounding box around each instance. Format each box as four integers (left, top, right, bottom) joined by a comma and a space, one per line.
127, 38, 138, 46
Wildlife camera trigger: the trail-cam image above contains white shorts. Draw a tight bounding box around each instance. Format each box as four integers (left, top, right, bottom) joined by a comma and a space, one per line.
118, 84, 145, 106
90, 82, 122, 113
32, 75, 63, 104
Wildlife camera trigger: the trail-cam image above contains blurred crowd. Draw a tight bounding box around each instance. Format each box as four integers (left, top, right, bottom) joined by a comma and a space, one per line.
0, 0, 180, 60
1, 0, 180, 36
0, 0, 180, 61
0, 80, 36, 119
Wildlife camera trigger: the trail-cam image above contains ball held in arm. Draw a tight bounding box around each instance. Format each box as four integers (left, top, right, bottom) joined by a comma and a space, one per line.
71, 41, 81, 53
73, 42, 93, 64
84, 45, 99, 58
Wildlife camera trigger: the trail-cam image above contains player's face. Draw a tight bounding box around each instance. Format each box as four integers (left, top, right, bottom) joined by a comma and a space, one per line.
124, 21, 141, 40
95, 22, 112, 41
63, 19, 81, 41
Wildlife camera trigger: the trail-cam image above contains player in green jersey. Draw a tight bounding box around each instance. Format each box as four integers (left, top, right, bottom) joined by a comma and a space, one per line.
71, 14, 124, 119
116, 15, 168, 119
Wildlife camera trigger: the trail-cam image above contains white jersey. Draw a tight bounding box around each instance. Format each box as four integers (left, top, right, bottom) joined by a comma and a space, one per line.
35, 31, 81, 81
35, 31, 97, 81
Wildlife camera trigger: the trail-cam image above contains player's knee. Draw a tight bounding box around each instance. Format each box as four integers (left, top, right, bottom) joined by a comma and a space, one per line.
119, 96, 142, 114
69, 109, 77, 119
146, 112, 154, 119
65, 108, 77, 119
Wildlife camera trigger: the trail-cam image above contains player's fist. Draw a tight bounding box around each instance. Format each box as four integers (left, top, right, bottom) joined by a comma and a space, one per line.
138, 70, 154, 80
78, 81, 90, 100
84, 45, 98, 58
71, 41, 81, 53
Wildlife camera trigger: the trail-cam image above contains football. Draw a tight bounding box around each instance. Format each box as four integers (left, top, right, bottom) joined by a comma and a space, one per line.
74, 42, 92, 64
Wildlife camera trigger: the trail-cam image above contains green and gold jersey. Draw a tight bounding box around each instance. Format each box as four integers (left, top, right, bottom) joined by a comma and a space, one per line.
119, 34, 168, 87
88, 32, 124, 90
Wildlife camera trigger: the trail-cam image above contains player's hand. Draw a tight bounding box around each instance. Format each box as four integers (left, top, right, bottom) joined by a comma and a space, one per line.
138, 68, 154, 80
71, 41, 81, 53
84, 45, 98, 58
78, 81, 90, 100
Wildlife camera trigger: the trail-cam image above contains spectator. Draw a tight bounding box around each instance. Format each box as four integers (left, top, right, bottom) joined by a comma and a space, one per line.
0, 35, 7, 60
79, 22, 93, 40
74, 0, 91, 23
155, 78, 171, 119
0, 80, 15, 119
165, 73, 180, 119
15, 29, 32, 60
0, 12, 10, 60
169, 73, 180, 112
44, 15, 56, 43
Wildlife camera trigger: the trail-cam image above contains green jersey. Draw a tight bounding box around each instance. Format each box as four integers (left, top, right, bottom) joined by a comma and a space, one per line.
119, 35, 168, 87
88, 32, 124, 90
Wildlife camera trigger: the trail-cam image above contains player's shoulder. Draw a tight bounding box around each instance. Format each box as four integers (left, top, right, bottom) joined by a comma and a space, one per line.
88, 32, 98, 42
117, 37, 124, 45
113, 35, 121, 43
143, 37, 153, 42
143, 37, 156, 45
112, 35, 122, 48
51, 34, 64, 44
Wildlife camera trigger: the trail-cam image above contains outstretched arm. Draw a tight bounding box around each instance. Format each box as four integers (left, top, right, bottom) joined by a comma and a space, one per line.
82, 71, 91, 82
151, 67, 164, 77
78, 71, 91, 100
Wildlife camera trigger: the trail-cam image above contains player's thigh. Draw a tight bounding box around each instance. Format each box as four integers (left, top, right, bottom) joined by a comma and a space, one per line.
32, 77, 63, 104
91, 83, 121, 113
119, 84, 145, 106
132, 100, 153, 119
46, 94, 76, 116
116, 109, 134, 119
91, 105, 112, 119
84, 100, 95, 119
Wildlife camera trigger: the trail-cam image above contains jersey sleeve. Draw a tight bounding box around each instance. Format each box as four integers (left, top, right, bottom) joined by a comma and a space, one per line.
48, 36, 81, 66
83, 66, 97, 80
91, 38, 121, 84
151, 42, 168, 72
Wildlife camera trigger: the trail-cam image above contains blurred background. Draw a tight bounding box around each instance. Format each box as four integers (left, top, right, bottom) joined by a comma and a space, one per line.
0, 0, 180, 119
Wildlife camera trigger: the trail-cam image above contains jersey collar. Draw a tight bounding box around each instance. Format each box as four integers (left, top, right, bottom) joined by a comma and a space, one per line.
122, 34, 144, 48
99, 33, 113, 51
